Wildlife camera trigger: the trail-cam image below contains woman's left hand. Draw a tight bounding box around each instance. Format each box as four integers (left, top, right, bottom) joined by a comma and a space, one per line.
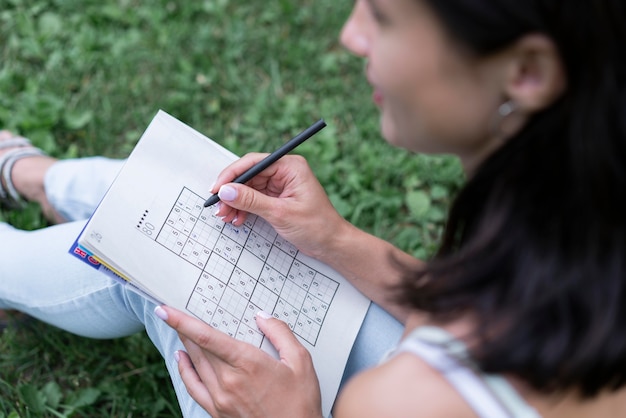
157, 306, 323, 418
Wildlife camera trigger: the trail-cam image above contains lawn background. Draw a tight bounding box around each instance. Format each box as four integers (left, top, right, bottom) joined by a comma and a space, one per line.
0, 0, 463, 416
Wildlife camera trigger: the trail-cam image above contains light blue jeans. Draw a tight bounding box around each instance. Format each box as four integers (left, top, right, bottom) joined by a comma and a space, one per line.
0, 157, 403, 417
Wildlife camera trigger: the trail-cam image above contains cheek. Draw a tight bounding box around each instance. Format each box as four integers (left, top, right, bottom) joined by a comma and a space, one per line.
382, 87, 492, 155
374, 46, 492, 152
379, 99, 422, 149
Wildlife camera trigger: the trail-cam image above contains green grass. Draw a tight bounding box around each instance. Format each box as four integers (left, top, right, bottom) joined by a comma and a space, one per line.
0, 0, 464, 416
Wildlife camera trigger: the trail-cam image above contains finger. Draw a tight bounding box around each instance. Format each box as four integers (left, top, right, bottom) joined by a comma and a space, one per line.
216, 182, 284, 222
213, 201, 236, 222
214, 202, 249, 226
230, 212, 248, 227
214, 153, 270, 188
256, 311, 313, 368
175, 349, 218, 415
157, 305, 248, 364
178, 334, 219, 380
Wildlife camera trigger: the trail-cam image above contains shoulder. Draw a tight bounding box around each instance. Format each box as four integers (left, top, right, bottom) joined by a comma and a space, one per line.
333, 351, 476, 418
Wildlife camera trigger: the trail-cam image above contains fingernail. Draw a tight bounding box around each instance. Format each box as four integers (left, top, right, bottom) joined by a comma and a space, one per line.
174, 350, 181, 363
256, 310, 272, 320
208, 181, 216, 193
218, 185, 237, 202
154, 306, 169, 321
214, 202, 222, 215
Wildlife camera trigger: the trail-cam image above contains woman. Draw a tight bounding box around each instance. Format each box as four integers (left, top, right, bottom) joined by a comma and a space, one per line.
2, 0, 625, 416
158, 0, 626, 416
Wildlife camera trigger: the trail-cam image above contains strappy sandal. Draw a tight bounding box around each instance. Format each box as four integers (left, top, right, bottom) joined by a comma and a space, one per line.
0, 132, 46, 210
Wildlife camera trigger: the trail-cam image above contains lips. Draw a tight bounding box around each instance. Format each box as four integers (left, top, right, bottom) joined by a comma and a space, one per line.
372, 88, 384, 106
366, 63, 383, 106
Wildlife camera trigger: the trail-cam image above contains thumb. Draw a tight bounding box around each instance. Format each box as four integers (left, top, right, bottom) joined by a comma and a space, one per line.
255, 311, 312, 365
217, 183, 276, 219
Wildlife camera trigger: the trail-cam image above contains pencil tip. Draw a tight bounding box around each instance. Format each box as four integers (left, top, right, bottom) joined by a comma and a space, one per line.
204, 194, 220, 207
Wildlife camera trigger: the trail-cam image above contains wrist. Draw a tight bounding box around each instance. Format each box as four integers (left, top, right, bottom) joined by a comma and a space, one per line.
315, 219, 360, 266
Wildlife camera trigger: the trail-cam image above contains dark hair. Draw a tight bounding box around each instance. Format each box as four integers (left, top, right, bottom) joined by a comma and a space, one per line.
397, 0, 626, 397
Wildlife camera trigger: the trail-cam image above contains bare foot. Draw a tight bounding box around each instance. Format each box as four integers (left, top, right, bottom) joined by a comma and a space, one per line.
0, 130, 65, 224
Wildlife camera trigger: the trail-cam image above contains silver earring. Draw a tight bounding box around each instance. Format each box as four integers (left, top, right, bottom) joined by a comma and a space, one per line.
490, 100, 519, 139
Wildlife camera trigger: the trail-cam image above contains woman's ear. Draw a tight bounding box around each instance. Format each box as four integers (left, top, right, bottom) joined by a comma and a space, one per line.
504, 34, 567, 112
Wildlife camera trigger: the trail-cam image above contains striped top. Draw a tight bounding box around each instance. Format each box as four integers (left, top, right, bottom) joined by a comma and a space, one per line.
385, 326, 542, 418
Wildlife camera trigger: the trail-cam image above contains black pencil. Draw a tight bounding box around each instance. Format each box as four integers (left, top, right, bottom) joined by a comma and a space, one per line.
204, 118, 327, 207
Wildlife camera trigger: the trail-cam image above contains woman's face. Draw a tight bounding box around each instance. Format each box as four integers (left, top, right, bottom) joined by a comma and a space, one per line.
341, 0, 507, 171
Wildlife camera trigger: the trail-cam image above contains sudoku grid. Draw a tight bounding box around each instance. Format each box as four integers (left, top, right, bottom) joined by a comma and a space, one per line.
153, 187, 339, 347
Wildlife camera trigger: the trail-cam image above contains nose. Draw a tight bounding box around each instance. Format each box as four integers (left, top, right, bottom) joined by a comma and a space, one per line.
340, 2, 370, 58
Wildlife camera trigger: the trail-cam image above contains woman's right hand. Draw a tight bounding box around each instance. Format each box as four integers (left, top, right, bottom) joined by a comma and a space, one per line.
213, 153, 420, 323
210, 153, 347, 261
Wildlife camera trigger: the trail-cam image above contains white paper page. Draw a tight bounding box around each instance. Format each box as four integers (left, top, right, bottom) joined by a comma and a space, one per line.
78, 110, 370, 416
